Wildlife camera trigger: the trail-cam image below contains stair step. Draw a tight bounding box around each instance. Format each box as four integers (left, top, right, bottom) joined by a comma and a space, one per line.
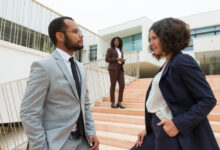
211, 121, 220, 132
97, 131, 136, 149
93, 113, 145, 125
99, 144, 127, 150
208, 113, 220, 122
116, 89, 146, 93
103, 97, 145, 103
212, 106, 220, 113
95, 120, 144, 135
114, 93, 146, 98
214, 132, 220, 146
95, 102, 145, 109
92, 107, 144, 116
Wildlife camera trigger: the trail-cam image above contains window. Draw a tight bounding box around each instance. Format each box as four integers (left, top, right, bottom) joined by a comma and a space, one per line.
89, 45, 97, 61
191, 29, 196, 34
196, 32, 215, 38
0, 17, 54, 53
216, 25, 220, 30
183, 46, 193, 51
122, 33, 142, 52
187, 25, 220, 51
133, 33, 142, 51
191, 35, 195, 39
123, 36, 132, 51
196, 27, 215, 33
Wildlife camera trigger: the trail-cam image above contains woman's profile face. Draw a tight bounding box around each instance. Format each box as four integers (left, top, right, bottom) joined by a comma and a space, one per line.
114, 38, 120, 48
149, 30, 164, 56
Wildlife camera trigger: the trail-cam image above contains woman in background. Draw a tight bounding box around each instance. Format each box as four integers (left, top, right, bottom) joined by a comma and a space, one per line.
106, 37, 126, 109
131, 18, 219, 150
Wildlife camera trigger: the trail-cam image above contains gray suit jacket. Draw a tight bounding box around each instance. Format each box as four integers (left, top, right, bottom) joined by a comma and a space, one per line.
20, 50, 96, 150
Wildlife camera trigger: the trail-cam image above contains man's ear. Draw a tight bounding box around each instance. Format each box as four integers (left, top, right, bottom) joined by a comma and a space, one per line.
55, 32, 65, 43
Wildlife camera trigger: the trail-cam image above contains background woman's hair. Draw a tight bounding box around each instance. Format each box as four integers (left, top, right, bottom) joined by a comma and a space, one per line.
111, 36, 123, 50
149, 17, 191, 60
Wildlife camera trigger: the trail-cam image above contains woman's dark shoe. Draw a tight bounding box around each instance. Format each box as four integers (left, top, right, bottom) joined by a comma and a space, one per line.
111, 103, 118, 108
117, 103, 126, 109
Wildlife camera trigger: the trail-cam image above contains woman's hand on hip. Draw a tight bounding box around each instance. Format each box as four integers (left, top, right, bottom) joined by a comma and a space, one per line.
157, 120, 179, 137
135, 129, 147, 148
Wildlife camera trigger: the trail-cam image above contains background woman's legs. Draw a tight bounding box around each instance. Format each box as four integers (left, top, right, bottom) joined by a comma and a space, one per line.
117, 70, 125, 104
109, 70, 118, 106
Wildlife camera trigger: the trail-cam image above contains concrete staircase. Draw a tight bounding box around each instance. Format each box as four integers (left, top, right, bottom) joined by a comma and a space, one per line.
17, 75, 220, 150
93, 75, 220, 149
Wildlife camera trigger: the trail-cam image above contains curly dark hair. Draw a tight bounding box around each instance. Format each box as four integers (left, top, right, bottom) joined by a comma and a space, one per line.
111, 37, 123, 50
149, 17, 191, 60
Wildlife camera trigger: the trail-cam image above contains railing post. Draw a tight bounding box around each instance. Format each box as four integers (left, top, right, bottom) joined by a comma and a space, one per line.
137, 51, 140, 78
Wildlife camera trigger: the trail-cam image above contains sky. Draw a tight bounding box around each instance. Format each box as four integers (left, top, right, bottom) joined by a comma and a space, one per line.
37, 0, 220, 33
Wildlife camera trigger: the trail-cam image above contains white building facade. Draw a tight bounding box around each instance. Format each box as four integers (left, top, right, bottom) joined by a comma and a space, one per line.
98, 9, 220, 77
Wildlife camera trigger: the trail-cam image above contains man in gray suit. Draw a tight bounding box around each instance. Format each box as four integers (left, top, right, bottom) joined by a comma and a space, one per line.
20, 16, 99, 150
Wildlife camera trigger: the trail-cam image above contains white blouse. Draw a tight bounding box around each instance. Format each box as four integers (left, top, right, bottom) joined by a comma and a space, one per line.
146, 70, 173, 121
115, 48, 122, 58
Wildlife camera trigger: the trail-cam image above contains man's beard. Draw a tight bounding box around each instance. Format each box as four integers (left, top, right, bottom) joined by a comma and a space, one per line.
64, 34, 83, 51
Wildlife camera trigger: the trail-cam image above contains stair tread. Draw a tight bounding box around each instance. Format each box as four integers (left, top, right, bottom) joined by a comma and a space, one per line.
210, 121, 220, 125
93, 112, 145, 119
214, 132, 220, 137
93, 107, 144, 111
99, 144, 128, 150
95, 120, 145, 129
97, 131, 136, 141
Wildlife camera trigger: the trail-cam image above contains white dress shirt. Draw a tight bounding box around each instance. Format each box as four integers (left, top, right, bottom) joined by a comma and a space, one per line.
56, 48, 81, 131
146, 70, 173, 121
115, 48, 122, 59
115, 48, 122, 64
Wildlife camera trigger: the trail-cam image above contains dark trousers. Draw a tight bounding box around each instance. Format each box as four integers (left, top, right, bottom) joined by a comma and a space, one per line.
109, 69, 125, 103
130, 114, 182, 150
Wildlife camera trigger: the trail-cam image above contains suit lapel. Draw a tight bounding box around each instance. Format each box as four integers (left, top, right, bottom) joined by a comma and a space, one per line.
112, 48, 118, 57
161, 52, 180, 78
161, 60, 171, 78
52, 51, 80, 101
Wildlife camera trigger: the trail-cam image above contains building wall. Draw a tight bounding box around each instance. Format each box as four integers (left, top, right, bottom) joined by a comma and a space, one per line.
180, 9, 220, 29
0, 0, 59, 35
0, 0, 110, 63
194, 35, 220, 52
0, 40, 48, 83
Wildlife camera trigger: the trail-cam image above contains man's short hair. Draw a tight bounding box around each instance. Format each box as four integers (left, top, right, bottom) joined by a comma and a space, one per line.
48, 16, 74, 45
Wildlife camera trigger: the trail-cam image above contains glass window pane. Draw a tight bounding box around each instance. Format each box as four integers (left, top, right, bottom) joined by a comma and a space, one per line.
196, 27, 215, 33
90, 45, 97, 61
191, 29, 196, 34
216, 31, 220, 35
122, 36, 132, 51
216, 25, 220, 30
196, 32, 215, 38
189, 40, 193, 45
133, 33, 142, 51
183, 46, 193, 51
191, 35, 195, 38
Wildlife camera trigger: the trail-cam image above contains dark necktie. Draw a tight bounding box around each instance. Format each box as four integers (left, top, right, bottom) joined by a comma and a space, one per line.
69, 57, 84, 136
69, 57, 81, 99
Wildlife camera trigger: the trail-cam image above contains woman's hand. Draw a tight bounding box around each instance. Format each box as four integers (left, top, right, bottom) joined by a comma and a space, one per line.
157, 120, 179, 137
117, 58, 125, 63
117, 58, 122, 62
135, 129, 147, 148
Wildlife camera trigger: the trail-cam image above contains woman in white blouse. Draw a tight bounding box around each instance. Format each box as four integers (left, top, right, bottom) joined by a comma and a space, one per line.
131, 18, 218, 150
